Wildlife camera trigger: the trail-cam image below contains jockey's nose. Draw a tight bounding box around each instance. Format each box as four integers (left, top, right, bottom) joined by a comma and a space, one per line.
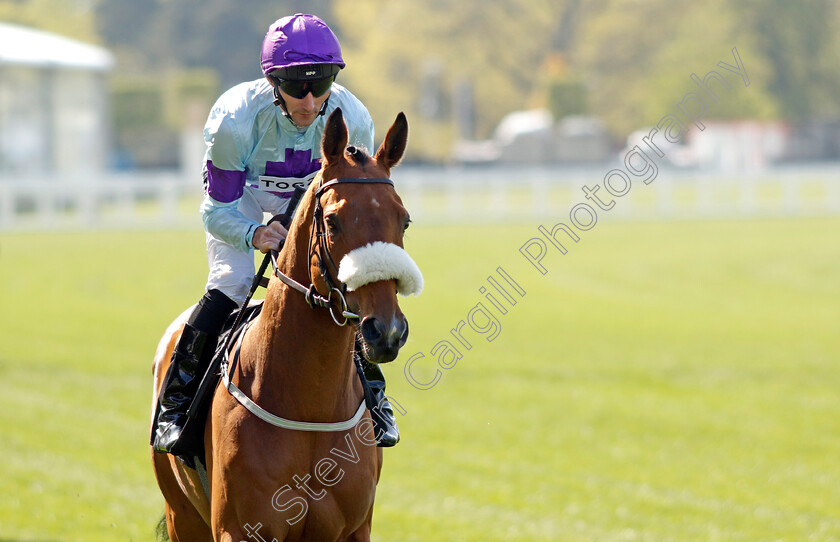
300, 92, 315, 109
360, 316, 408, 360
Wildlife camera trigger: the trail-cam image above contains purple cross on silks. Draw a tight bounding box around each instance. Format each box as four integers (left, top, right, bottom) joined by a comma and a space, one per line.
265, 148, 321, 179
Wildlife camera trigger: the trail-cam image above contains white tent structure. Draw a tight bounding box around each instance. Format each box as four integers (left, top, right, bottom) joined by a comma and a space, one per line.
0, 22, 113, 178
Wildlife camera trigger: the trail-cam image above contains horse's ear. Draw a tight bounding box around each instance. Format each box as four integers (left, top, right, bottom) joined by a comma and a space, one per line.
322, 108, 348, 164
374, 112, 408, 171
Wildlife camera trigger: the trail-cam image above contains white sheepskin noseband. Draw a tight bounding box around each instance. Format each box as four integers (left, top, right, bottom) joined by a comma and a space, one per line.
337, 241, 424, 296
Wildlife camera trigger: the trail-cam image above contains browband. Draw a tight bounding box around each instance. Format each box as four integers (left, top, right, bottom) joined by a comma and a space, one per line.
315, 177, 393, 196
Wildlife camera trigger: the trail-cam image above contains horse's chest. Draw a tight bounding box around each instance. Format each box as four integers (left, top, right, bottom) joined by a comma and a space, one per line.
300, 482, 377, 537
224, 431, 380, 538
270, 448, 379, 527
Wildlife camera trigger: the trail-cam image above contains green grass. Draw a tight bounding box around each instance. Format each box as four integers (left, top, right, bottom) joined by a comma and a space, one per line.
1, 217, 838, 541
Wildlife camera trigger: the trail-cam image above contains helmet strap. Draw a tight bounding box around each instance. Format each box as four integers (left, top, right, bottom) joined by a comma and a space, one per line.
318, 95, 330, 117
273, 85, 293, 118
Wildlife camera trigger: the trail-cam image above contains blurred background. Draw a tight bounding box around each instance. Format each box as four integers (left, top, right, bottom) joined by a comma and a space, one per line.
1, 1, 839, 541
1, 0, 839, 226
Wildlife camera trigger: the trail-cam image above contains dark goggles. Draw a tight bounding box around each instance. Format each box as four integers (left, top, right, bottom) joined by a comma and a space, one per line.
273, 75, 336, 99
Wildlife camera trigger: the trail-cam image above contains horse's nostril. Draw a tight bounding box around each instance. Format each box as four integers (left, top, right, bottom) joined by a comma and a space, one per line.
384, 318, 408, 348
398, 319, 409, 345
361, 317, 385, 344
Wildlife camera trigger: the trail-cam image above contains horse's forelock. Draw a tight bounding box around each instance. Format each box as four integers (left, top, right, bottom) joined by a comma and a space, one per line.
346, 145, 371, 166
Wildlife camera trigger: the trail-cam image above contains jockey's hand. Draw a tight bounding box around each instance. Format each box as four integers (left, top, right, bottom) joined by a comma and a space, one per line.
252, 222, 288, 253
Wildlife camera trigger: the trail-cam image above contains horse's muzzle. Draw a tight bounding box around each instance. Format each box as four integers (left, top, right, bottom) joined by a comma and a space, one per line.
360, 316, 409, 363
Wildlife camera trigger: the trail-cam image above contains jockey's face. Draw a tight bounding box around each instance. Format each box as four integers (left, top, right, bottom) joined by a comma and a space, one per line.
272, 81, 331, 128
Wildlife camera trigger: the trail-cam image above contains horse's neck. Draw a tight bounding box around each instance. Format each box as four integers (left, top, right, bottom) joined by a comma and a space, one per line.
243, 222, 361, 421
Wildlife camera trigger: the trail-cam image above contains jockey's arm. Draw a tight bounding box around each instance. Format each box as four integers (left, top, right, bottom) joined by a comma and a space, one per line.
200, 195, 262, 252
200, 195, 287, 253
202, 106, 270, 253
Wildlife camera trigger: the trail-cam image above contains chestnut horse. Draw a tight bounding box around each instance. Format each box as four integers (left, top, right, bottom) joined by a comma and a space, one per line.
150, 109, 421, 541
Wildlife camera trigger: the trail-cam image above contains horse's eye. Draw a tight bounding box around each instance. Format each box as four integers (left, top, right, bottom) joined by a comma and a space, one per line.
325, 214, 341, 235
403, 217, 411, 232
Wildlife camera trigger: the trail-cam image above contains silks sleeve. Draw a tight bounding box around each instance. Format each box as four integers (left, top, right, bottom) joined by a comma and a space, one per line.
200, 194, 261, 253
201, 112, 261, 252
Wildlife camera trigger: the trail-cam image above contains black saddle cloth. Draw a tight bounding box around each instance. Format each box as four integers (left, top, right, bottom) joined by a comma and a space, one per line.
214, 299, 264, 369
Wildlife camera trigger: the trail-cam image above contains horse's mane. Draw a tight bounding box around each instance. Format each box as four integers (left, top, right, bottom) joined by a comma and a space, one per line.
284, 173, 321, 251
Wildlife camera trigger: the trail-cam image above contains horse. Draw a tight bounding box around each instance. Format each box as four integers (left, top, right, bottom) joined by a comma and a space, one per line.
150, 108, 421, 541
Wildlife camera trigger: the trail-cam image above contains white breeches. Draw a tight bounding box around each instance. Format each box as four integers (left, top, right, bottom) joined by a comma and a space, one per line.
205, 188, 289, 303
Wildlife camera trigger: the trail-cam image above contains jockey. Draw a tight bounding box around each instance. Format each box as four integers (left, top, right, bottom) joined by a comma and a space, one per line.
151, 13, 399, 464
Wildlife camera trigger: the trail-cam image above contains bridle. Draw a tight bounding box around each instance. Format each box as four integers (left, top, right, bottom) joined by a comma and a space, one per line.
215, 175, 397, 432
271, 176, 395, 327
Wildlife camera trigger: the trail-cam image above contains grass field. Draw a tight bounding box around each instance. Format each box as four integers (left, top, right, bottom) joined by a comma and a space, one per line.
1, 216, 838, 541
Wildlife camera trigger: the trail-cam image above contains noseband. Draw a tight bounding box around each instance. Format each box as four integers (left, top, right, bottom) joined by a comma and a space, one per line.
271, 177, 395, 327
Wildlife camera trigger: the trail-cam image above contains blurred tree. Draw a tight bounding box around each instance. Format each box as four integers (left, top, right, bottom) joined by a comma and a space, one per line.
572, 0, 840, 137
532, 53, 589, 119
110, 70, 220, 168
573, 0, 779, 137
18, 0, 832, 163
547, 78, 588, 118
95, 0, 336, 88
532, 0, 589, 118
93, 0, 339, 167
334, 0, 568, 160
736, 0, 840, 119
0, 0, 99, 42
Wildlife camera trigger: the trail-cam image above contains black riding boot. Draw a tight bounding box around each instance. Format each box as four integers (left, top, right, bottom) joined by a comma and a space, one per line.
151, 289, 237, 462
362, 360, 401, 447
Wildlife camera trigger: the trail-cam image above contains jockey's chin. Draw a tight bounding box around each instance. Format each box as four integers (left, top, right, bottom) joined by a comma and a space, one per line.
279, 88, 331, 127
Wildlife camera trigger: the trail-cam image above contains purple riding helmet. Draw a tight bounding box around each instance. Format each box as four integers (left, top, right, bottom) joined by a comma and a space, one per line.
261, 13, 344, 78
261, 14, 345, 119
